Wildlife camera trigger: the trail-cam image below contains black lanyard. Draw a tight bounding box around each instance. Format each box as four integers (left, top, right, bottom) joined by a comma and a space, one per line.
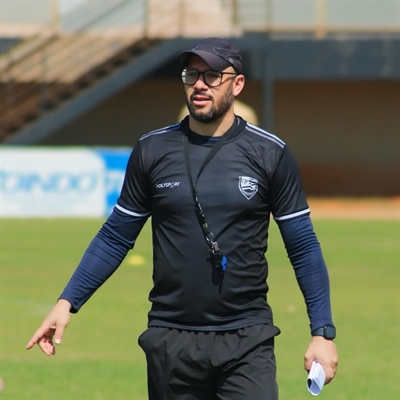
183, 129, 232, 271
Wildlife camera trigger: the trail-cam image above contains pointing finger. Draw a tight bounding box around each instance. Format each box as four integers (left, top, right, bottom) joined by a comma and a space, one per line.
26, 325, 53, 350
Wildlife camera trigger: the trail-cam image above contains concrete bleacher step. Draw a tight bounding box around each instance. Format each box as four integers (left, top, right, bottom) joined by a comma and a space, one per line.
0, 29, 58, 72
4, 34, 134, 83
0, 35, 146, 139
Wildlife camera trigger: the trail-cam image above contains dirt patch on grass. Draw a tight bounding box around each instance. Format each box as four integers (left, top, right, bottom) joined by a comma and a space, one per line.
308, 197, 399, 220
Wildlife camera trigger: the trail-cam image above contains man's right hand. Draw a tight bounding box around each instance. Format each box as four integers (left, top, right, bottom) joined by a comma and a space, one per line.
26, 299, 71, 356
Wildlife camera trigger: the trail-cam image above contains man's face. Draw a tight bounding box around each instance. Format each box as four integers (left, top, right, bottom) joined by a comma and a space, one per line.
183, 55, 237, 123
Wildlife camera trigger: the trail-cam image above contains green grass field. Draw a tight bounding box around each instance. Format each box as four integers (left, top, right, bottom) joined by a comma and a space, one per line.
0, 217, 398, 399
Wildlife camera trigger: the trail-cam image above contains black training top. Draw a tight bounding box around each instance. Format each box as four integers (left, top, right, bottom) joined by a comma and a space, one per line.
115, 116, 310, 330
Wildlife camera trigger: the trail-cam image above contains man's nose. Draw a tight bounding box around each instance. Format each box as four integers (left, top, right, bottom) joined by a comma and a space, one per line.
193, 73, 208, 89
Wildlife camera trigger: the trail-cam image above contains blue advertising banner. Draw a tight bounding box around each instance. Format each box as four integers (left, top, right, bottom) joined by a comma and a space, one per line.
0, 147, 131, 217
95, 148, 131, 216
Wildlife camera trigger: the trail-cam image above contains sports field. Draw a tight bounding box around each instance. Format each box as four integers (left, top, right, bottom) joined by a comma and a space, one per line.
0, 198, 398, 399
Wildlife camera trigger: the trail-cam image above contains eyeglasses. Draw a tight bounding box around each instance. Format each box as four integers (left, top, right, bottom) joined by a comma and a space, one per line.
181, 68, 237, 87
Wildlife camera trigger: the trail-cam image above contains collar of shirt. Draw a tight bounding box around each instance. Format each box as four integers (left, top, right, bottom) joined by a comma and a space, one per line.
181, 115, 247, 146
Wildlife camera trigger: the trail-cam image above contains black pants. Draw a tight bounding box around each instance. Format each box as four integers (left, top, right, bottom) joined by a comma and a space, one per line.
138, 324, 280, 400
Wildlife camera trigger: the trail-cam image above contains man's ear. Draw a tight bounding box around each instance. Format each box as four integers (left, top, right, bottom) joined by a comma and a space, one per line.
233, 75, 245, 97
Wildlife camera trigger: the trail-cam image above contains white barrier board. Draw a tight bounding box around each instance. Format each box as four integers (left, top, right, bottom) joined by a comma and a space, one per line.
1, 148, 106, 217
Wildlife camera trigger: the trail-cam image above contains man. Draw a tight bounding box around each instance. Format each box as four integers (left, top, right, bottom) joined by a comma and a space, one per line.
27, 37, 338, 399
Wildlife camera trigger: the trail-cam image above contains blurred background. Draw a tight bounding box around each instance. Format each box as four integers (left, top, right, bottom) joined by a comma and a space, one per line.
0, 0, 399, 218
0, 2, 399, 399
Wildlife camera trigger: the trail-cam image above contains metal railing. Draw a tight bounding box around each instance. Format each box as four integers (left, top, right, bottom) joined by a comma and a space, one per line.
60, 0, 131, 32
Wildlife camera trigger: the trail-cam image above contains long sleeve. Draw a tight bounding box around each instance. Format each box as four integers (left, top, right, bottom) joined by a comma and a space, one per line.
59, 207, 148, 312
276, 214, 333, 332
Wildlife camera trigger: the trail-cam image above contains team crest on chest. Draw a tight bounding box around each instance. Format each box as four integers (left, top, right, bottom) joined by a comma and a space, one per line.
238, 176, 258, 200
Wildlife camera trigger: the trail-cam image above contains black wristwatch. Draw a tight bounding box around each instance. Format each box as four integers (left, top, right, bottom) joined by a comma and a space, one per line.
311, 324, 336, 340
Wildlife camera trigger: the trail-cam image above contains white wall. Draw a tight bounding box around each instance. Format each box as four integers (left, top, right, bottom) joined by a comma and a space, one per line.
1, 1, 53, 24
58, 0, 86, 15
1, 0, 397, 30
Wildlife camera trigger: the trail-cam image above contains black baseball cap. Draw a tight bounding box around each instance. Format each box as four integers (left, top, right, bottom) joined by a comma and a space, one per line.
179, 37, 243, 74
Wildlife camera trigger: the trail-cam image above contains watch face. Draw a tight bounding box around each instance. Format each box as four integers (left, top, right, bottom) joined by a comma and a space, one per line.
325, 325, 336, 339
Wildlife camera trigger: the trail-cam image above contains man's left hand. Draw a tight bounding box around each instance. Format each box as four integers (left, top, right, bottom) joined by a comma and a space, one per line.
304, 336, 338, 384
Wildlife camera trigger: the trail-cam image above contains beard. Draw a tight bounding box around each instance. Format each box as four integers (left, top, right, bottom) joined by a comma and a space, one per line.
185, 83, 234, 123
